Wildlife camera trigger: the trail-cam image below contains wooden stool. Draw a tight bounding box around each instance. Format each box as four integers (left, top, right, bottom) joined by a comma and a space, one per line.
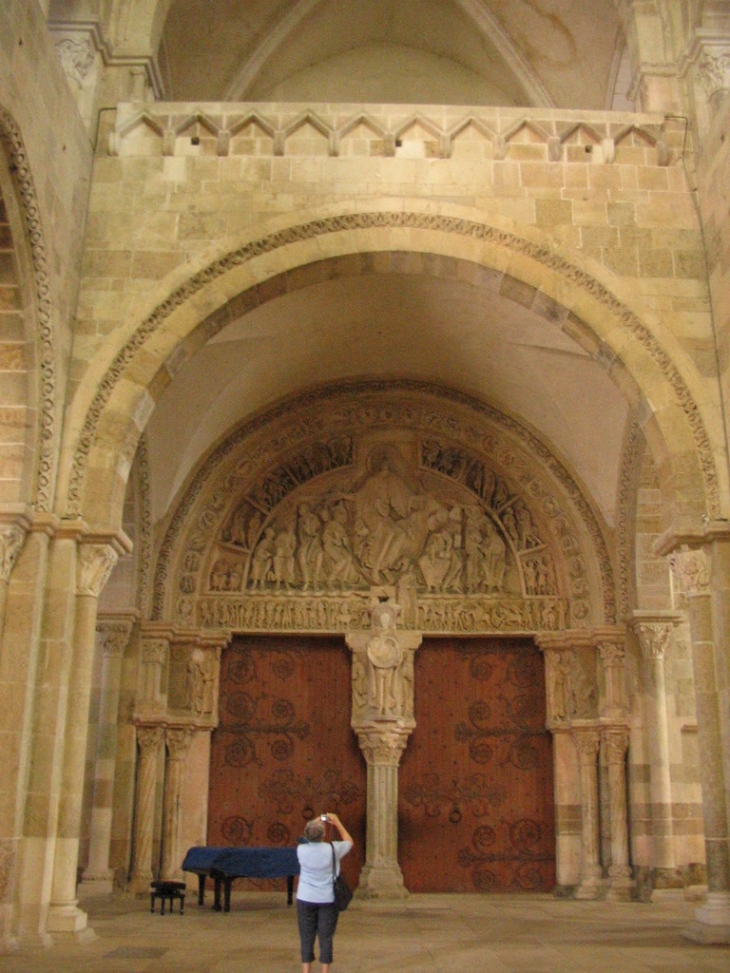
150, 880, 186, 914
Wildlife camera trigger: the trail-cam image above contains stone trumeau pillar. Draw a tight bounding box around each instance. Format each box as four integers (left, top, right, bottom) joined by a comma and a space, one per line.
47, 535, 130, 938
630, 611, 683, 888
82, 612, 138, 894
666, 535, 730, 944
346, 598, 421, 898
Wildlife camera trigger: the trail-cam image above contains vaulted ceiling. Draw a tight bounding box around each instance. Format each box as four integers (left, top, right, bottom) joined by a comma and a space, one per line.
144, 0, 635, 530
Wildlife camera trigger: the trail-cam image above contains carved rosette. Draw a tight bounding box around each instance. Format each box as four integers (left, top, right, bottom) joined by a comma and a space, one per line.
670, 548, 711, 598
77, 543, 118, 597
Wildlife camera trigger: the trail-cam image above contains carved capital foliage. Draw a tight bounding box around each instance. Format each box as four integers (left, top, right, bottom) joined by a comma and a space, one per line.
670, 547, 711, 598
141, 638, 168, 665
136, 724, 164, 755
54, 35, 96, 87
97, 620, 134, 658
0, 523, 26, 582
166, 726, 194, 760
634, 621, 673, 660
573, 727, 601, 762
355, 724, 413, 765
603, 727, 630, 763
696, 46, 730, 99
77, 543, 118, 597
597, 641, 624, 667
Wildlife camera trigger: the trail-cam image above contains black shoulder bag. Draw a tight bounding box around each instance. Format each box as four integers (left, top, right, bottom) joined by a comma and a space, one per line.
330, 843, 353, 912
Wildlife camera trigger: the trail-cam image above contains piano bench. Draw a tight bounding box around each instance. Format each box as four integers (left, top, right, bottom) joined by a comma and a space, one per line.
150, 880, 186, 915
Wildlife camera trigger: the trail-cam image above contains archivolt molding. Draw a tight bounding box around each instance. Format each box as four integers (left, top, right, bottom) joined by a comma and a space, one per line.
0, 108, 57, 512
67, 211, 720, 524
134, 432, 154, 615
616, 414, 643, 617
149, 382, 615, 634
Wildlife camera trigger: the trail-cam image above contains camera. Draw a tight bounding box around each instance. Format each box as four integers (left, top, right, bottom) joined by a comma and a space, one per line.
320, 814, 328, 822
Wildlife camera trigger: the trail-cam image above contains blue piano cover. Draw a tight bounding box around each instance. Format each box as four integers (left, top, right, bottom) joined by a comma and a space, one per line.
182, 846, 300, 878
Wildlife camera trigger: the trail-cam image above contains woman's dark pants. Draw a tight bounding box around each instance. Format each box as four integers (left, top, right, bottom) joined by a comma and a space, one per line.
297, 900, 339, 964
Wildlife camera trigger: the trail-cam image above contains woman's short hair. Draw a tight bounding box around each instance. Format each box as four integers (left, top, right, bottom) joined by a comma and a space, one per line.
304, 819, 326, 842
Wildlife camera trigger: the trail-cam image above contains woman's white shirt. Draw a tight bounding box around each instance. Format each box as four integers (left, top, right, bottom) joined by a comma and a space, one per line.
296, 840, 352, 904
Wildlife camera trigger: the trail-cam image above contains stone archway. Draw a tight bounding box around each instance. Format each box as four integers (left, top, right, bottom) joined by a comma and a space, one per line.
59, 206, 722, 531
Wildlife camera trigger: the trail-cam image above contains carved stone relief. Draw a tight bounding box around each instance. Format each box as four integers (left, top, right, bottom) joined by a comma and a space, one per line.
154, 386, 612, 633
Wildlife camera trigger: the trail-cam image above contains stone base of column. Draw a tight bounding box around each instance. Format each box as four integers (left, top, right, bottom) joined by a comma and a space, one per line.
606, 865, 634, 901
128, 872, 153, 895
682, 892, 730, 944
79, 871, 114, 896
574, 866, 603, 900
356, 863, 408, 899
46, 902, 96, 942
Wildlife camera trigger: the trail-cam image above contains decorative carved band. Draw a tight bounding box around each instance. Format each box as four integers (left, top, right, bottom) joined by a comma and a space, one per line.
0, 109, 57, 511
68, 214, 719, 524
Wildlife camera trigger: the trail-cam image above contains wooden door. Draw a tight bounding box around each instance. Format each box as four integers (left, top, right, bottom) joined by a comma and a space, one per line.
399, 637, 555, 892
208, 636, 366, 890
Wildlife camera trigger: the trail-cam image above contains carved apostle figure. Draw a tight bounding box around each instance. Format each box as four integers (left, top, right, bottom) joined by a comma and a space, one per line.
366, 601, 405, 717
187, 647, 216, 716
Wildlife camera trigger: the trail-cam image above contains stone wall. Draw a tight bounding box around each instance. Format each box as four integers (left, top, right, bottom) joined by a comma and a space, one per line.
695, 93, 730, 474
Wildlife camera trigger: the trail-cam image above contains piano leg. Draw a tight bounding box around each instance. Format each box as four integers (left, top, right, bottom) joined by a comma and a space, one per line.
287, 875, 294, 905
198, 873, 205, 906
213, 876, 223, 911
224, 877, 233, 913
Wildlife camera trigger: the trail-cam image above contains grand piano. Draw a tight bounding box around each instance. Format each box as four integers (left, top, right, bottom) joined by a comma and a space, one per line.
182, 846, 300, 913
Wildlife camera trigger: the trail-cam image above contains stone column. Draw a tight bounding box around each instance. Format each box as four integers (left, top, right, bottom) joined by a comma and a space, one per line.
160, 726, 194, 882
630, 612, 682, 885
670, 541, 730, 943
82, 613, 137, 894
573, 726, 603, 899
346, 598, 421, 898
536, 630, 597, 891
603, 727, 633, 900
47, 538, 125, 937
355, 724, 411, 897
596, 632, 633, 900
129, 725, 164, 893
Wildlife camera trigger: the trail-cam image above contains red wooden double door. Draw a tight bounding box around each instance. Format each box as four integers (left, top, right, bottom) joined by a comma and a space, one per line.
208, 635, 554, 893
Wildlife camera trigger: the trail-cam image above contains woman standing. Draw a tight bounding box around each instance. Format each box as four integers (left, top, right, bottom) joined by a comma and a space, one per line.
296, 812, 353, 973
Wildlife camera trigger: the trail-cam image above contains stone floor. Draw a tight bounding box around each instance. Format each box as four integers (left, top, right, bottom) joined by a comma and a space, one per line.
3, 890, 729, 973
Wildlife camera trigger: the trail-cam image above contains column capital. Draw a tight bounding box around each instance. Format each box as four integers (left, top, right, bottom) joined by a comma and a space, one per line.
602, 726, 631, 762
354, 721, 414, 765
76, 543, 119, 597
572, 724, 601, 762
629, 611, 682, 659
165, 725, 194, 760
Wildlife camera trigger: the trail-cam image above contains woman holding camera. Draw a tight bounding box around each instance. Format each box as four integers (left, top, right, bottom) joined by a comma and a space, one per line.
296, 812, 353, 973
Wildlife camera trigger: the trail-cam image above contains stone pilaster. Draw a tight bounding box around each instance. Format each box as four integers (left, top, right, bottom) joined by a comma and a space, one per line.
630, 611, 683, 887
667, 534, 730, 943
136, 625, 172, 717
47, 535, 128, 937
160, 726, 194, 882
82, 612, 137, 894
573, 726, 603, 899
129, 725, 164, 893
